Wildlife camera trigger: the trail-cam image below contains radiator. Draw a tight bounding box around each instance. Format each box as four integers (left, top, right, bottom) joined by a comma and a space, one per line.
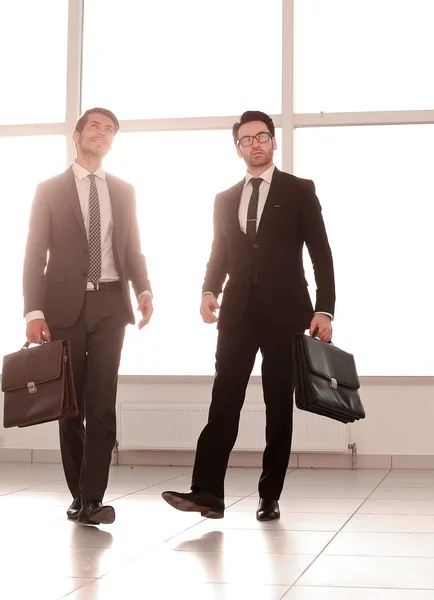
119, 403, 349, 452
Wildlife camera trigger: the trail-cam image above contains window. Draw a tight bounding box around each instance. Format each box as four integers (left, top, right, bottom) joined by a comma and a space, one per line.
2, 1, 433, 378
295, 124, 434, 375
82, 0, 282, 119
0, 1, 68, 124
0, 136, 67, 360
104, 129, 282, 374
294, 0, 434, 113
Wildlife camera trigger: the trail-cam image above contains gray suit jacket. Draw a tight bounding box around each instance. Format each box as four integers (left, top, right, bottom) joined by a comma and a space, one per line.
23, 167, 152, 328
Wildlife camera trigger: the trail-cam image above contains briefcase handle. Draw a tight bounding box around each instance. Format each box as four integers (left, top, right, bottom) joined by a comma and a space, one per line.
22, 341, 48, 350
311, 327, 333, 344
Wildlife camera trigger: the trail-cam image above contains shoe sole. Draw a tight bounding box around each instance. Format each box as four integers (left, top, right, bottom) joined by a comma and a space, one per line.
256, 514, 280, 522
78, 507, 116, 525
67, 513, 79, 521
162, 492, 224, 519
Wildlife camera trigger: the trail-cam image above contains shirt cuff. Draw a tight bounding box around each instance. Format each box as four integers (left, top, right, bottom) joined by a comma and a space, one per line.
201, 291, 215, 299
138, 290, 152, 300
314, 311, 334, 321
25, 310, 45, 325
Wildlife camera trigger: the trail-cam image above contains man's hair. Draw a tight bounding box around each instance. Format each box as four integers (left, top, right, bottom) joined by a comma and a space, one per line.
232, 111, 275, 145
74, 108, 120, 134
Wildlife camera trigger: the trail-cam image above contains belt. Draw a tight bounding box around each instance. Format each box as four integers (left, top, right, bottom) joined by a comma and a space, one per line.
86, 281, 122, 291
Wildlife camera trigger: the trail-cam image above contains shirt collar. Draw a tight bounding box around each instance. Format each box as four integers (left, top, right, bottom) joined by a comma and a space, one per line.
244, 164, 275, 188
72, 161, 106, 181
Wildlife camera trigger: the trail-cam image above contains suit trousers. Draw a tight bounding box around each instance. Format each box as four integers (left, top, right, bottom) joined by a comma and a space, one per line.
50, 289, 128, 502
191, 285, 299, 500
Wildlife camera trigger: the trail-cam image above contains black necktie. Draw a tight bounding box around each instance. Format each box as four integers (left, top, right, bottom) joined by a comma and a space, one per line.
246, 177, 263, 242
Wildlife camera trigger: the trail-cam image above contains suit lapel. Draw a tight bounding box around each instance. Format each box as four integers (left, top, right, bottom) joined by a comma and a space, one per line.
226, 168, 285, 244
226, 181, 246, 237
106, 174, 125, 257
65, 167, 86, 236
256, 168, 284, 242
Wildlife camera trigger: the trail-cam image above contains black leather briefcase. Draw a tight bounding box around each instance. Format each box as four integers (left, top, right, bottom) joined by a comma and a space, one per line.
293, 334, 365, 424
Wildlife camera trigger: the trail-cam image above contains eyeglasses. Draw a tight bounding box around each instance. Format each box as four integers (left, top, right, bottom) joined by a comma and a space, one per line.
237, 132, 273, 147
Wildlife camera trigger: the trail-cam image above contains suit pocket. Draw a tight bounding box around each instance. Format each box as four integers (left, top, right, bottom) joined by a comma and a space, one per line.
46, 272, 66, 283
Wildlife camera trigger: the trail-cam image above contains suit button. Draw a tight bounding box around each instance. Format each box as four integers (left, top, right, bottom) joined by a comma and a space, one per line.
82, 248, 88, 254
81, 271, 87, 277
253, 244, 259, 249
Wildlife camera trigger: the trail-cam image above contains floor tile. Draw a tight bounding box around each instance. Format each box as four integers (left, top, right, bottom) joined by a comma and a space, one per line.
280, 485, 375, 499
371, 487, 434, 500
40, 518, 181, 554
284, 588, 434, 599
127, 473, 194, 495
0, 576, 93, 600
162, 527, 335, 555
0, 462, 22, 470
22, 480, 70, 492
343, 514, 434, 533
0, 489, 18, 496
380, 471, 434, 488
66, 580, 290, 600
359, 499, 434, 514
324, 531, 434, 557
96, 549, 316, 585
0, 544, 132, 578
144, 472, 261, 496
227, 496, 364, 514
6, 465, 434, 600
297, 555, 434, 589
0, 490, 122, 506
196, 511, 353, 531
120, 492, 243, 511
284, 469, 389, 488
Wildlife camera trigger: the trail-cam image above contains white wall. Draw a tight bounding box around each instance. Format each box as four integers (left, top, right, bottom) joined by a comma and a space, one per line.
349, 378, 434, 456
1, 377, 434, 456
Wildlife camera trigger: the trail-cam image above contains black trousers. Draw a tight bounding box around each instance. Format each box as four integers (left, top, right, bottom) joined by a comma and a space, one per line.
192, 286, 299, 501
50, 290, 128, 503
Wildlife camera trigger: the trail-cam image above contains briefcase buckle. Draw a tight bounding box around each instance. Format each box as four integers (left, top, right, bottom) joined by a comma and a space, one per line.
27, 382, 37, 395
329, 377, 338, 390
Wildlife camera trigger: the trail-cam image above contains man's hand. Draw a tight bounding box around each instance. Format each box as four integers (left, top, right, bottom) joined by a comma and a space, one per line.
138, 294, 153, 329
309, 313, 332, 342
26, 319, 51, 344
200, 293, 220, 324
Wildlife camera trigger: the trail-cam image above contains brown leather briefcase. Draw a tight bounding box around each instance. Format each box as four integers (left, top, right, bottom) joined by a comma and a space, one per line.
2, 340, 78, 428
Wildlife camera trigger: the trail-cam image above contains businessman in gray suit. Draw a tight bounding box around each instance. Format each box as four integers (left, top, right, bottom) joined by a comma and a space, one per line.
23, 108, 153, 525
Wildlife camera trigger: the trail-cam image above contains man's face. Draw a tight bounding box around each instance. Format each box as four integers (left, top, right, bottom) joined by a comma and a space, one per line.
73, 112, 116, 158
236, 120, 276, 169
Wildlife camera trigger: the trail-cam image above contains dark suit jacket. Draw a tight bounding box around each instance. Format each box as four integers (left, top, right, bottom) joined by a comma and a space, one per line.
202, 168, 335, 330
23, 167, 152, 328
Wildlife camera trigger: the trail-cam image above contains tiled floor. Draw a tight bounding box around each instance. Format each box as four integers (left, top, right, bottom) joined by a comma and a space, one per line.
1, 463, 434, 599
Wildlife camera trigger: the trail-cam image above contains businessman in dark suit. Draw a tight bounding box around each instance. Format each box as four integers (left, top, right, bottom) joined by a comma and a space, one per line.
23, 108, 153, 525
163, 111, 335, 521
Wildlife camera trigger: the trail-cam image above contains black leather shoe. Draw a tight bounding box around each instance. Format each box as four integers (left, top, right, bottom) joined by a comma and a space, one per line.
256, 498, 280, 521
77, 501, 115, 525
162, 490, 224, 519
66, 497, 81, 520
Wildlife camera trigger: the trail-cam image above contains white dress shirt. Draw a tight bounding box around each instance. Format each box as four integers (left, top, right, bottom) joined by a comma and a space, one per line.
25, 161, 150, 325
72, 161, 119, 282
238, 164, 275, 233
203, 164, 333, 320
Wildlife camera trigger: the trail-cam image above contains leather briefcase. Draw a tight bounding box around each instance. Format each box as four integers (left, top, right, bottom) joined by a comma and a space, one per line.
2, 339, 78, 428
293, 333, 365, 424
